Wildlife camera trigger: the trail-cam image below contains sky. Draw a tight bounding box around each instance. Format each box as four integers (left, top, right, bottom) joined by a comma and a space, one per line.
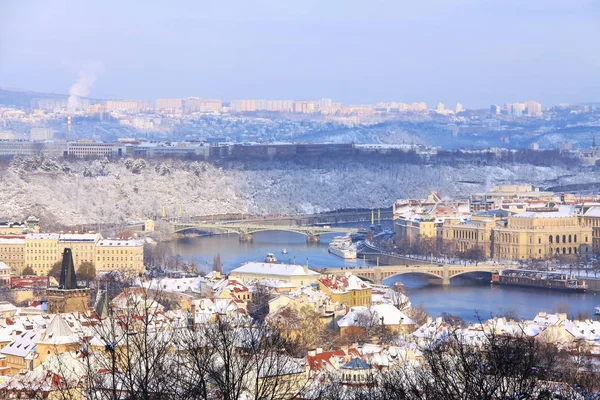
1, 0, 599, 108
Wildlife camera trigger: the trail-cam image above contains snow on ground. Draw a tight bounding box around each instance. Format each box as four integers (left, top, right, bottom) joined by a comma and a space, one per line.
0, 157, 596, 226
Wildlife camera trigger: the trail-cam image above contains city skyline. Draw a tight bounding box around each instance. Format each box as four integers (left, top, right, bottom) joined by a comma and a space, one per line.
1, 0, 600, 108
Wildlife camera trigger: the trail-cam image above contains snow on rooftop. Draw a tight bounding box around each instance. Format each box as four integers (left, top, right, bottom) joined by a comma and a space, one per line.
25, 233, 59, 240
96, 239, 143, 247
230, 262, 320, 277
59, 233, 100, 242
512, 205, 575, 219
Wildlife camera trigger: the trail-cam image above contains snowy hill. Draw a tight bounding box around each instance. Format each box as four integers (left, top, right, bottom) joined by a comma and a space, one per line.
0, 157, 596, 226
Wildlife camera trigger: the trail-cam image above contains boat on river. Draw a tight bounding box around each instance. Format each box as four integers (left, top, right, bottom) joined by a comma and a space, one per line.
264, 253, 278, 263
328, 236, 357, 260
491, 269, 586, 293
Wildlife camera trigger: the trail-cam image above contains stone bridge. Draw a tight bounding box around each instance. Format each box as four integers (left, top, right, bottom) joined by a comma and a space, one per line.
321, 263, 506, 285
171, 221, 358, 242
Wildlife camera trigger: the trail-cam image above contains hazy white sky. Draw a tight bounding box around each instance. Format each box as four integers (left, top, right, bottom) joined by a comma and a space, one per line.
1, 0, 599, 108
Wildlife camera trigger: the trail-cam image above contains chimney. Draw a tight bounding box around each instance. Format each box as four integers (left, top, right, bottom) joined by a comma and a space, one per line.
308, 349, 316, 357
435, 316, 442, 326
558, 313, 567, 321
426, 316, 432, 325
316, 347, 323, 354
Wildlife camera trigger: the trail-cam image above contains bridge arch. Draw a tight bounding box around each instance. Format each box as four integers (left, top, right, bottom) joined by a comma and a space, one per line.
448, 269, 496, 279
379, 270, 448, 283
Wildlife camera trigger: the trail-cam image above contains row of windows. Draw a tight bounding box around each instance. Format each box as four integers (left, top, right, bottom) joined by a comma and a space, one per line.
97, 257, 137, 262
0, 247, 22, 252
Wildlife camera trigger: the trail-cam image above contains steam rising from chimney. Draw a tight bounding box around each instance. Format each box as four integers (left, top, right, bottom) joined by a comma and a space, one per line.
67, 62, 103, 111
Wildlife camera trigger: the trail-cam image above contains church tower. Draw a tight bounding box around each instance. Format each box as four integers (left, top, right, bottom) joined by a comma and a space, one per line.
46, 248, 90, 314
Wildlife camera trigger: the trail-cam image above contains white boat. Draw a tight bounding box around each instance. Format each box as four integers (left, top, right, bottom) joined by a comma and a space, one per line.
264, 253, 278, 263
282, 248, 287, 254
595, 306, 600, 315
328, 236, 357, 260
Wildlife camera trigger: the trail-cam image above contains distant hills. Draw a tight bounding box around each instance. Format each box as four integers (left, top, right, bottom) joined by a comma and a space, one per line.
0, 87, 68, 108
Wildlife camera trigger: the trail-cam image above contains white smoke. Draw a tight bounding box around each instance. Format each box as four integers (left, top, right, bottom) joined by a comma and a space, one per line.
67, 62, 103, 111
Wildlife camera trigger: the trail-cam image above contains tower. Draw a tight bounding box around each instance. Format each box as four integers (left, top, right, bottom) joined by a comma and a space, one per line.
46, 248, 90, 314
67, 115, 72, 141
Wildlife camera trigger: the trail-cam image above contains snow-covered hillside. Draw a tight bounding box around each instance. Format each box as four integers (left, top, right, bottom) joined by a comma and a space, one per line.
0, 157, 596, 226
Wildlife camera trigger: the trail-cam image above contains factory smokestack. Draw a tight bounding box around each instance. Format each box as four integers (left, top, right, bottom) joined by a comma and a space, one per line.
67, 115, 72, 141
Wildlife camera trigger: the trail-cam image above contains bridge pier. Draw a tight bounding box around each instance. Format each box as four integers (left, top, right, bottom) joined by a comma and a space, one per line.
307, 233, 320, 243
442, 265, 451, 285
239, 233, 253, 242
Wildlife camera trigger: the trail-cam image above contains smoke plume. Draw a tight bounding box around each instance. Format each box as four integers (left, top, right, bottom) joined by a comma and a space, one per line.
67, 62, 103, 111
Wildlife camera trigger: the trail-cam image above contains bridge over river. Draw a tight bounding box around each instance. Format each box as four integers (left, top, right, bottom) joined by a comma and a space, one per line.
171, 221, 358, 242
321, 263, 506, 285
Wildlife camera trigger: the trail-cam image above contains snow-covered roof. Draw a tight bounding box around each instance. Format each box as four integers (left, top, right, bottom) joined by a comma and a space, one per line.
512, 205, 575, 219
230, 262, 320, 277
25, 233, 59, 240
38, 314, 79, 345
0, 237, 25, 244
319, 273, 370, 293
96, 239, 143, 247
59, 233, 101, 242
338, 304, 415, 328
0, 330, 41, 357
584, 206, 600, 218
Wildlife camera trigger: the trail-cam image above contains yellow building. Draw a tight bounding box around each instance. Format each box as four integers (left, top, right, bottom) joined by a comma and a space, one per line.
58, 233, 101, 269
24, 233, 60, 276
0, 330, 42, 375
229, 262, 320, 290
493, 206, 591, 261
0, 236, 25, 274
442, 211, 506, 258
580, 206, 600, 251
95, 239, 145, 275
318, 274, 372, 307
394, 214, 439, 246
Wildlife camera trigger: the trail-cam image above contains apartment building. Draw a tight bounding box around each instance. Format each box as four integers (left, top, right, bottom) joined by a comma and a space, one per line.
95, 239, 145, 275
0, 236, 25, 274
24, 233, 60, 275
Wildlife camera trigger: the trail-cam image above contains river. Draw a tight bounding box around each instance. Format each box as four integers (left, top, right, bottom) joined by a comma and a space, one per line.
166, 227, 600, 323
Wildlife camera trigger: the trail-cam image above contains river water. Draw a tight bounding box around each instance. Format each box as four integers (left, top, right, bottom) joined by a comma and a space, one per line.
167, 227, 600, 323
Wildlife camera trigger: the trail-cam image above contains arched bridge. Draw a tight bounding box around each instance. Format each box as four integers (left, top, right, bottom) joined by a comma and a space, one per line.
172, 222, 358, 242
321, 263, 506, 285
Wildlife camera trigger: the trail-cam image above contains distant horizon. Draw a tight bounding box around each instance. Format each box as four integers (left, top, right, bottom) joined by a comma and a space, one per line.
1, 1, 599, 109
3, 85, 598, 110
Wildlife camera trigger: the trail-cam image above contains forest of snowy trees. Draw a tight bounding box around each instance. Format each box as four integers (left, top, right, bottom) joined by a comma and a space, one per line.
0, 155, 596, 227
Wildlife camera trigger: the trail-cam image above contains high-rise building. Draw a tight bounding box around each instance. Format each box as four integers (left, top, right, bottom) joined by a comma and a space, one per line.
320, 98, 333, 108
156, 98, 183, 112
105, 100, 150, 111
183, 98, 222, 113
230, 100, 257, 112
524, 100, 542, 117
30, 128, 54, 141
455, 103, 464, 113
490, 104, 501, 114
409, 102, 427, 111
510, 103, 523, 117
436, 103, 445, 113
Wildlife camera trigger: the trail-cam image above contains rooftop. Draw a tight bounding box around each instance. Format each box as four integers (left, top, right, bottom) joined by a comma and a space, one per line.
230, 262, 320, 277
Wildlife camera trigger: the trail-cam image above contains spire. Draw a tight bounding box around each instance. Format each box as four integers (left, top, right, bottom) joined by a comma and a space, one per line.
59, 248, 78, 290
